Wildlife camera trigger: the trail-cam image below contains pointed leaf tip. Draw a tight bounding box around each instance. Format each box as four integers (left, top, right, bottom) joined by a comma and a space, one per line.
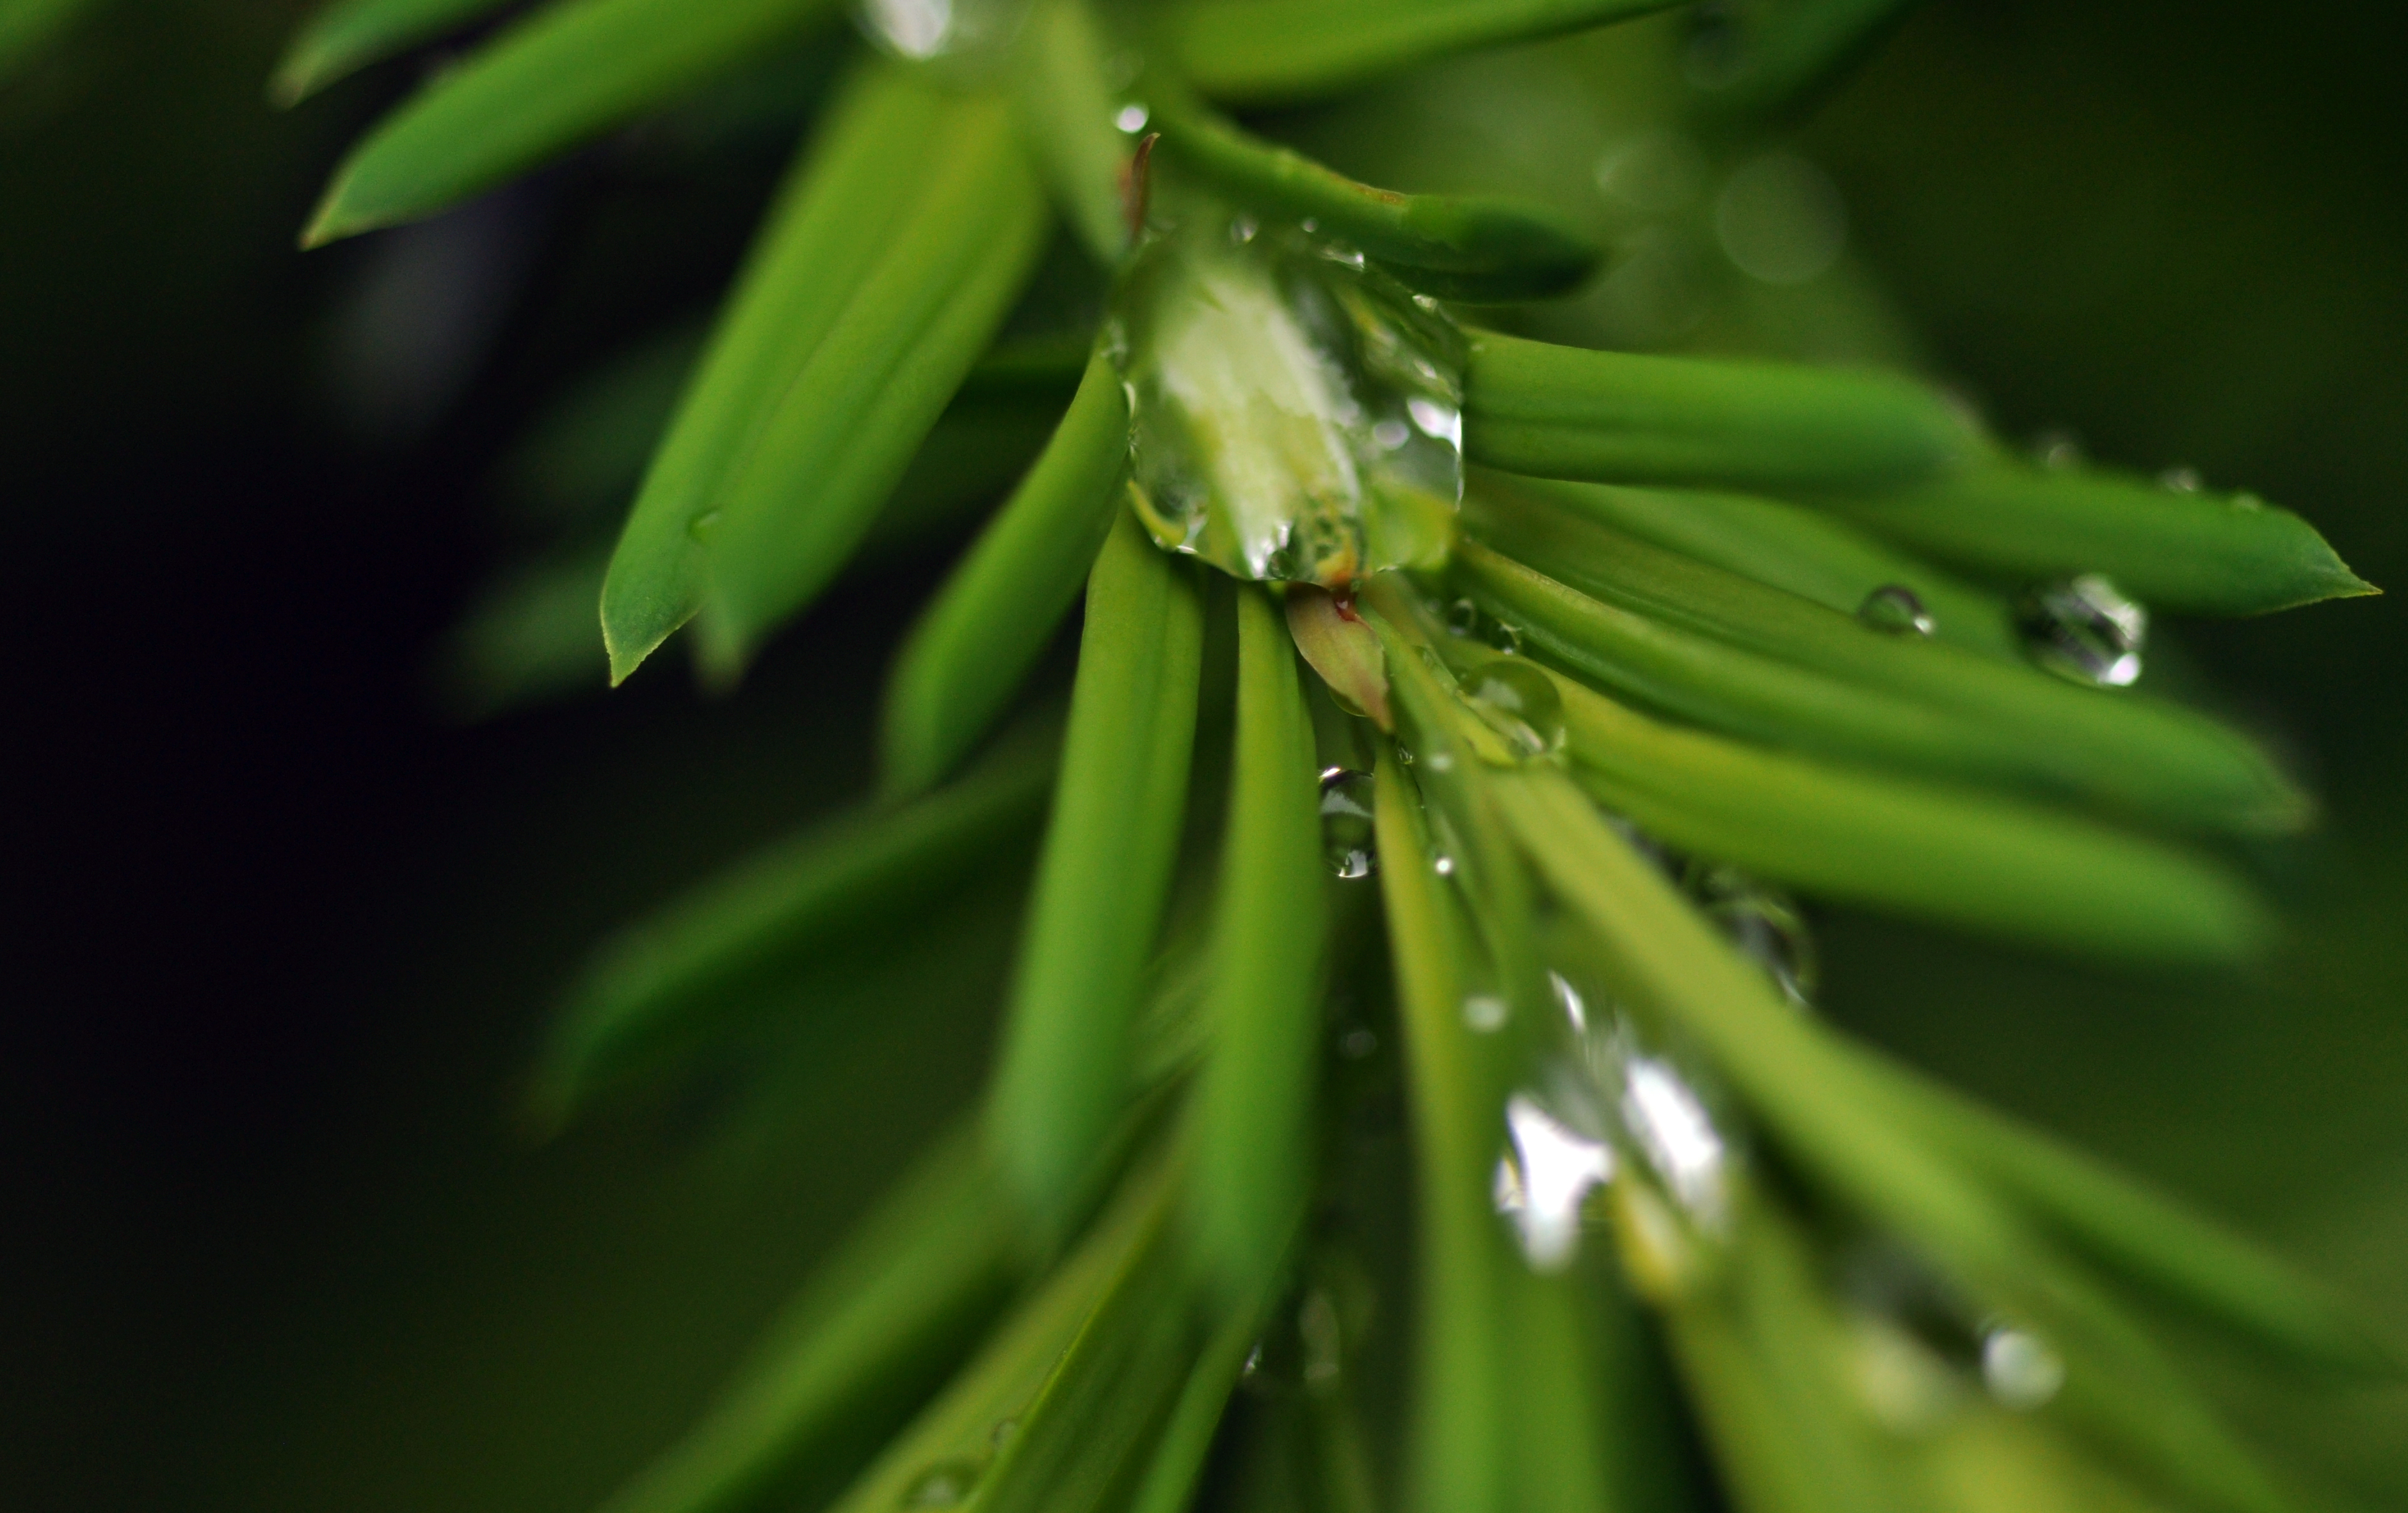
298, 186, 369, 250
267, 58, 317, 109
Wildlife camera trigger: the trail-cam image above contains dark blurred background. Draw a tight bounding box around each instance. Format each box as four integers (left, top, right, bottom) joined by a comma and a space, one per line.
3, 3, 2402, 1509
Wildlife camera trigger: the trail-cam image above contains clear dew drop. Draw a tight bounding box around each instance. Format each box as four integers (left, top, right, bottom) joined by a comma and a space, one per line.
1318, 767, 1378, 879
1113, 102, 1149, 133
1619, 1053, 1731, 1228
2158, 465, 2203, 493
1463, 995, 1509, 1033
1339, 1026, 1377, 1059
1857, 583, 1936, 637
899, 1457, 986, 1508
1690, 866, 1818, 1008
1443, 596, 1522, 654
1548, 971, 1589, 1033
1109, 213, 1466, 586
1981, 1326, 2066, 1411
2017, 573, 2147, 687
1497, 1092, 1616, 1272
1461, 658, 1566, 760
856, 0, 1026, 60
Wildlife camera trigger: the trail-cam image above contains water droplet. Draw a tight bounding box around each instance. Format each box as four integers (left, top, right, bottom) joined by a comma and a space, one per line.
1980, 1327, 2065, 1410
1463, 995, 1509, 1033
989, 1418, 1019, 1450
687, 509, 721, 543
899, 1457, 986, 1507
1110, 216, 1465, 586
1441, 596, 1521, 654
1405, 396, 1461, 447
1461, 658, 1566, 760
1299, 217, 1319, 234
2230, 491, 2266, 513
1714, 152, 1847, 286
1690, 867, 1817, 1007
1318, 767, 1377, 879
1858, 584, 1935, 637
2158, 465, 2203, 493
1620, 1055, 1729, 1226
1548, 971, 1589, 1033
1114, 102, 1149, 133
2032, 428, 2085, 470
1497, 1093, 1615, 1271
856, 0, 1025, 60
1340, 1027, 1377, 1059
1432, 853, 1456, 877
2017, 573, 2146, 687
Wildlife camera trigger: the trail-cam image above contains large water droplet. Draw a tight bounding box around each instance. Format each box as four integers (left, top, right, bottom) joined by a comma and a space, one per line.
1111, 214, 1465, 586
1497, 1092, 1616, 1271
899, 1457, 986, 1507
1319, 767, 1377, 879
1980, 1326, 2066, 1410
1857, 584, 1935, 638
2017, 573, 2146, 687
856, 0, 1025, 60
1461, 658, 1566, 761
1689, 866, 1817, 1008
